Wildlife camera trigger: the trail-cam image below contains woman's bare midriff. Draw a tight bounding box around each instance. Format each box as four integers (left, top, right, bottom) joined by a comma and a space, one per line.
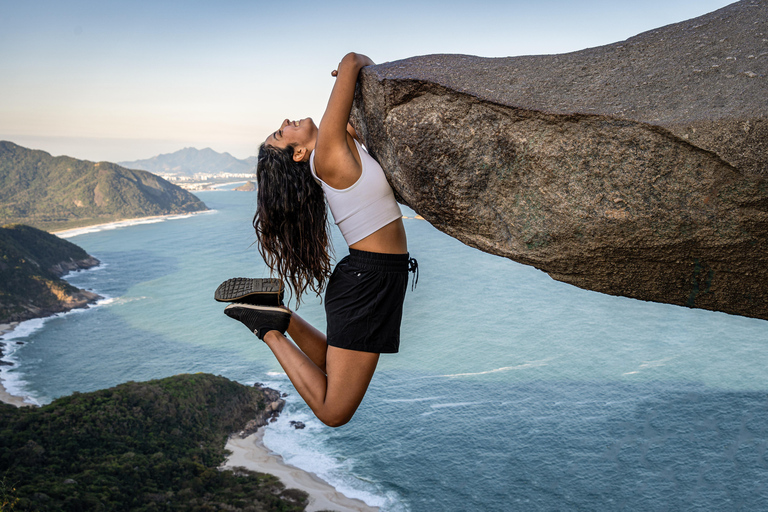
349, 218, 408, 254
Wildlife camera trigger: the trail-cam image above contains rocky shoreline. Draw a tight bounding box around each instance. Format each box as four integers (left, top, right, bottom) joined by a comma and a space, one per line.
0, 256, 103, 407
236, 383, 286, 437
225, 383, 377, 512
0, 226, 103, 407
0, 224, 105, 327
0, 255, 103, 326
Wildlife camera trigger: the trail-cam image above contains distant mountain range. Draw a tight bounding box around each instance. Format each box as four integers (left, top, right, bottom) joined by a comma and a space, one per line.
119, 147, 257, 177
0, 141, 208, 231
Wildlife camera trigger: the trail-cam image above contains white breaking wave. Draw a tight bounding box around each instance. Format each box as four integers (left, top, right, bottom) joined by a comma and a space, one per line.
1, 318, 46, 343
382, 396, 445, 403
623, 357, 677, 375
430, 401, 488, 409
262, 405, 407, 512
58, 260, 109, 277
245, 376, 406, 511
441, 358, 554, 378
0, 292, 114, 404
1, 316, 47, 405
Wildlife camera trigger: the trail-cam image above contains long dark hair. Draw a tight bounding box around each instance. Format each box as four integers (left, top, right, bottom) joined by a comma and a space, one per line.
253, 143, 331, 306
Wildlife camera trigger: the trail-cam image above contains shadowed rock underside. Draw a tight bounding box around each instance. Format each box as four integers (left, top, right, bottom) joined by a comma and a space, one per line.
351, 0, 768, 320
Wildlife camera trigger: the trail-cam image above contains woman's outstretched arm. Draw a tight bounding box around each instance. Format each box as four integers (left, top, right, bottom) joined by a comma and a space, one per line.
313, 52, 373, 186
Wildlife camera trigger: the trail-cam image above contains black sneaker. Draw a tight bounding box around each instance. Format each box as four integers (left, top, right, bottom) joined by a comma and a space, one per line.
224, 303, 291, 340
214, 278, 284, 306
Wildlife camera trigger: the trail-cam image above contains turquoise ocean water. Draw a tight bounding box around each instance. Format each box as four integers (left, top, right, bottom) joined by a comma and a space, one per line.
2, 186, 768, 511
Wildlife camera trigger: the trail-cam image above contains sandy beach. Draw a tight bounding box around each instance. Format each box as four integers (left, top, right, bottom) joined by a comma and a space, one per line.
0, 377, 30, 407
223, 430, 379, 512
51, 214, 169, 236
50, 211, 213, 238
0, 322, 34, 407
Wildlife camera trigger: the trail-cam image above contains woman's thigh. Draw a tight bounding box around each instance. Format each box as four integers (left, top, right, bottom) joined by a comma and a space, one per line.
324, 346, 380, 422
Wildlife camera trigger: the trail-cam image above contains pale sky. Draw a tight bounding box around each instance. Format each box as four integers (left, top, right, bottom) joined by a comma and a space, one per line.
0, 0, 735, 162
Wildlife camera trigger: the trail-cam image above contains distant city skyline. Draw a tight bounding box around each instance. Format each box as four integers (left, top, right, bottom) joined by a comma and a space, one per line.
1, 0, 735, 162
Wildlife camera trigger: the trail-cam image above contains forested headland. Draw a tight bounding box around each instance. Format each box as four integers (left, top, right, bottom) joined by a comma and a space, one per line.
0, 224, 100, 325
0, 142, 207, 232
0, 373, 306, 511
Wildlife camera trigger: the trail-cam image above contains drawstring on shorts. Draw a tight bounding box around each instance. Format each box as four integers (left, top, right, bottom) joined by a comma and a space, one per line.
408, 257, 419, 290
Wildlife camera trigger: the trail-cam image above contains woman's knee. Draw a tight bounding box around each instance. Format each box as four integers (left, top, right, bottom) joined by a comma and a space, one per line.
317, 409, 354, 428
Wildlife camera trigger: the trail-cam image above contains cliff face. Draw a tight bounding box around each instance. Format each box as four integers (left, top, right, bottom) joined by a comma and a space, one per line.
351, 0, 768, 320
0, 224, 101, 324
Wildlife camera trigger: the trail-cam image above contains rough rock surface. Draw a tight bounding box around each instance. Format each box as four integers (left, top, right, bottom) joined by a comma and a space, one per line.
236, 383, 285, 438
351, 0, 768, 320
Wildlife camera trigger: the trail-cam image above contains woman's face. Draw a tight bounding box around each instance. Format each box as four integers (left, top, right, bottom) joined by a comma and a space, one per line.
265, 118, 317, 149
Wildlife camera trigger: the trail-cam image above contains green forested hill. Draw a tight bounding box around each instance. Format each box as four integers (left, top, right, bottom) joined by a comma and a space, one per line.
0, 142, 208, 231
0, 374, 306, 511
0, 224, 100, 324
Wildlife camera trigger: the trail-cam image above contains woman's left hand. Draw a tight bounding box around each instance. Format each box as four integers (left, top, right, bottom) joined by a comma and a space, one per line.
331, 53, 374, 77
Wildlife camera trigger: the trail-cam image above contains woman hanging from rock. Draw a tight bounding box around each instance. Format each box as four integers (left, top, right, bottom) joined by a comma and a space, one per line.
216, 52, 417, 427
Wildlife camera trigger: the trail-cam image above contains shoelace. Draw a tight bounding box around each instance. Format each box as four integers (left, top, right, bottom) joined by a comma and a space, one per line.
408, 257, 419, 290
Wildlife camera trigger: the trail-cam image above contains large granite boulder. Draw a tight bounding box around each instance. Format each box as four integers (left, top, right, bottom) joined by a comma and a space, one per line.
351, 0, 768, 320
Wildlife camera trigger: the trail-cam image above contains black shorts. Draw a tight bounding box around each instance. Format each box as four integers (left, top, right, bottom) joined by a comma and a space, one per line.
325, 249, 416, 354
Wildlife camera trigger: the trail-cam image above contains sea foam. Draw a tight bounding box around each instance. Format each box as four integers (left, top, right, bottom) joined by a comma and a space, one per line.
251, 377, 406, 511
0, 292, 114, 405
263, 407, 405, 511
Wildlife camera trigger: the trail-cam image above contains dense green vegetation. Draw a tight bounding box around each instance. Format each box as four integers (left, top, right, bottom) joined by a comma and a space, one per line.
0, 224, 99, 324
0, 374, 307, 511
0, 141, 207, 231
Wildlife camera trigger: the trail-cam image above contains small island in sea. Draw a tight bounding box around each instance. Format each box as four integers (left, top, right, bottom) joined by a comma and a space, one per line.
234, 180, 256, 192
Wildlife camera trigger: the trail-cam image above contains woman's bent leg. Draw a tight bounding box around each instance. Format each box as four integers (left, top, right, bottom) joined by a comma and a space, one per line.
285, 311, 329, 372
263, 330, 379, 427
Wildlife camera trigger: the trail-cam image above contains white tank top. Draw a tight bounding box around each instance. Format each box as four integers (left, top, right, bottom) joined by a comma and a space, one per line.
310, 139, 402, 246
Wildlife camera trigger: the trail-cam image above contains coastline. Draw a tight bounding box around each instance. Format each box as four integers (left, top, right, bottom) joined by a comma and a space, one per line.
1, 316, 378, 510
196, 180, 248, 191
51, 210, 214, 238
0, 376, 31, 407
2, 210, 215, 408
3, 209, 379, 509
223, 430, 379, 512
0, 322, 33, 407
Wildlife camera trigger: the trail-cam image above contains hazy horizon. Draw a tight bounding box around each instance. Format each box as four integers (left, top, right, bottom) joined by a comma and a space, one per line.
1, 0, 736, 163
